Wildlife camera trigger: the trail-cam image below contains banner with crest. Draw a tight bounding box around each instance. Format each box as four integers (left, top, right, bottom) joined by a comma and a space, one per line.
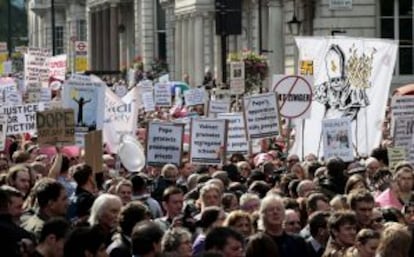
291, 37, 398, 158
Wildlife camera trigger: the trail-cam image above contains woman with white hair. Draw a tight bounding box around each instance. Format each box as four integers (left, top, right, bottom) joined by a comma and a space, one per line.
258, 195, 308, 256
88, 193, 122, 246
162, 227, 192, 257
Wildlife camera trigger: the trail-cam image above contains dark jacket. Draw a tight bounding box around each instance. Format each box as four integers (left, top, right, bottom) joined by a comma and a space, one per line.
0, 214, 35, 257
268, 231, 310, 257
107, 233, 132, 257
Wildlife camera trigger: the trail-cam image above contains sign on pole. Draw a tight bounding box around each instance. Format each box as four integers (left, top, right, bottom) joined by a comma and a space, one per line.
154, 83, 172, 107
146, 122, 184, 167
48, 54, 67, 81
388, 147, 406, 171
208, 99, 231, 117
190, 119, 227, 165
272, 75, 313, 119
36, 109, 75, 146
75, 41, 88, 72
184, 88, 206, 106
217, 113, 249, 156
243, 92, 281, 140
229, 62, 245, 95
322, 118, 354, 162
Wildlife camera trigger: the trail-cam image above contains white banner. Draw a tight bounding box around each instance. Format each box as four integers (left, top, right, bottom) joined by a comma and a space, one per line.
1, 103, 45, 135
217, 113, 249, 155
103, 87, 139, 153
24, 48, 52, 87
190, 119, 227, 165
293, 37, 398, 158
146, 122, 184, 166
142, 91, 155, 112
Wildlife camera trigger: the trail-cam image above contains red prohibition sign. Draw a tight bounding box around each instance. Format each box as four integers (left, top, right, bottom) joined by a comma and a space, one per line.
77, 42, 86, 51
273, 75, 313, 119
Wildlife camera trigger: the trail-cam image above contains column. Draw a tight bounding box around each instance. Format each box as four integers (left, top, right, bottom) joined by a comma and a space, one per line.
102, 5, 110, 70
134, 0, 141, 57
203, 13, 214, 77
89, 8, 96, 70
268, 0, 284, 74
251, 0, 259, 52
174, 17, 182, 80
194, 14, 204, 86
95, 7, 103, 71
188, 16, 195, 85
214, 32, 222, 83
165, 5, 175, 79
110, 4, 119, 70
181, 17, 188, 80
141, 0, 154, 70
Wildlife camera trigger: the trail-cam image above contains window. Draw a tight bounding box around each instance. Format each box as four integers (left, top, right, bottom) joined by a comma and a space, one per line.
156, 0, 166, 60
380, 0, 414, 75
76, 20, 87, 41
55, 26, 64, 54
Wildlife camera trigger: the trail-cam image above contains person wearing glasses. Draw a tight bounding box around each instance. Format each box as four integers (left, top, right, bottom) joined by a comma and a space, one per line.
283, 209, 302, 235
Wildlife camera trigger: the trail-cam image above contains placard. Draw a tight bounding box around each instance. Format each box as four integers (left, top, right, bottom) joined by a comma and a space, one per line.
391, 95, 414, 136
154, 83, 172, 107
229, 61, 245, 95
217, 113, 249, 156
1, 103, 45, 135
272, 75, 313, 119
142, 91, 155, 112
190, 119, 227, 165
62, 80, 105, 146
24, 48, 52, 87
208, 99, 231, 117
36, 109, 75, 146
243, 92, 281, 140
322, 118, 354, 162
84, 130, 103, 173
388, 147, 406, 171
48, 54, 67, 81
0, 115, 7, 150
184, 88, 206, 106
146, 122, 184, 166
0, 79, 22, 105
393, 116, 414, 154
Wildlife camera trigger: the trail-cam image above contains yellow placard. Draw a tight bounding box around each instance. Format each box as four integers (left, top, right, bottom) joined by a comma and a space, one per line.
300, 60, 314, 76
75, 57, 87, 72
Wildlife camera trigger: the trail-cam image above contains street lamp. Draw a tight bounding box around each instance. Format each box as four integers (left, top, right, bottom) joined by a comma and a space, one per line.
287, 0, 302, 35
51, 0, 56, 55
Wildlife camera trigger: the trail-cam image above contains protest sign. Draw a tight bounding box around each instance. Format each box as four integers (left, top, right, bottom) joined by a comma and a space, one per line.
272, 75, 313, 119
1, 103, 45, 135
84, 130, 103, 173
0, 78, 22, 105
24, 48, 52, 87
0, 115, 7, 150
243, 92, 281, 140
184, 88, 206, 106
103, 87, 139, 153
388, 147, 406, 171
390, 95, 414, 136
322, 118, 354, 162
190, 119, 227, 165
208, 99, 231, 117
36, 109, 75, 146
393, 116, 414, 154
2, 61, 12, 75
48, 54, 67, 81
217, 113, 249, 156
142, 91, 155, 112
114, 83, 128, 98
62, 80, 105, 146
146, 122, 184, 166
154, 83, 172, 107
229, 62, 245, 95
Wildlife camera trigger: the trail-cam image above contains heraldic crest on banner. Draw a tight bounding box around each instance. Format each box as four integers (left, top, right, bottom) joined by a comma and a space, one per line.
314, 44, 377, 120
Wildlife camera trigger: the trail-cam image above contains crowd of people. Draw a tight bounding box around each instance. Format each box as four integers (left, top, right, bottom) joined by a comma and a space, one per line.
1, 134, 414, 257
